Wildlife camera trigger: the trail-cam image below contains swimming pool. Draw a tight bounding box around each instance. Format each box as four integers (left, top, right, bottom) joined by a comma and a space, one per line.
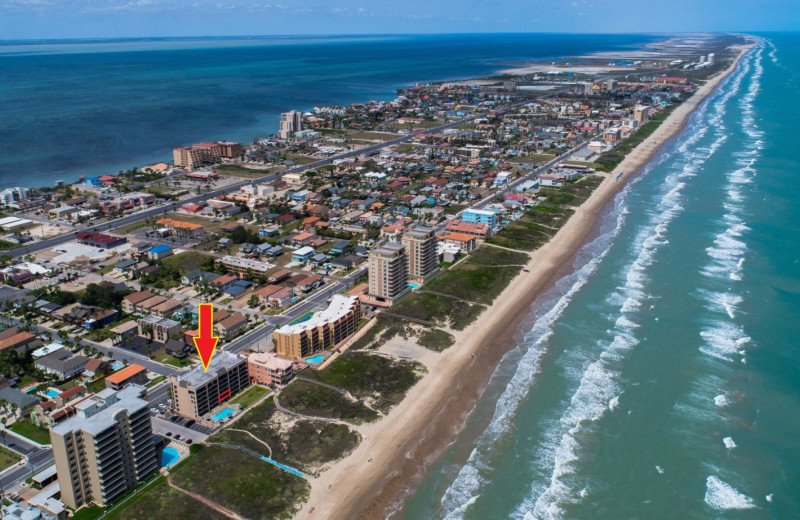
24, 385, 39, 394
407, 282, 420, 289
160, 446, 183, 467
45, 389, 60, 398
210, 407, 235, 421
305, 355, 324, 364
112, 362, 124, 371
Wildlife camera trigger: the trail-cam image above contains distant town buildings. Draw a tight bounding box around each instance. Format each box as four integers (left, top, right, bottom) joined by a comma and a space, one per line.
278, 110, 303, 140
173, 140, 243, 169
50, 385, 158, 509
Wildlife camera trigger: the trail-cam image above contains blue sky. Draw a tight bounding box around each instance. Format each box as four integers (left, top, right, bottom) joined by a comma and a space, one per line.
1, 0, 797, 40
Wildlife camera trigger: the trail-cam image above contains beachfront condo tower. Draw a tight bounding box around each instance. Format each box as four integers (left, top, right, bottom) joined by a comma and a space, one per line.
50, 385, 158, 509
368, 242, 410, 306
279, 110, 303, 140
401, 225, 439, 283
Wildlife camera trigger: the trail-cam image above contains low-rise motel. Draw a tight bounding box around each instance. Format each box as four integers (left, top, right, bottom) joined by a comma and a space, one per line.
273, 294, 360, 359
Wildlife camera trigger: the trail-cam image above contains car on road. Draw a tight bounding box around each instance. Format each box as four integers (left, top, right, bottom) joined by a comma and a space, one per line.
174, 434, 182, 441
165, 432, 172, 437
186, 439, 193, 444
150, 408, 158, 413
522, 268, 530, 273
158, 403, 167, 409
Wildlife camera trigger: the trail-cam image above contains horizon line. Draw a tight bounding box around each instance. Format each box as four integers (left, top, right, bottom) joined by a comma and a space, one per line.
0, 30, 759, 45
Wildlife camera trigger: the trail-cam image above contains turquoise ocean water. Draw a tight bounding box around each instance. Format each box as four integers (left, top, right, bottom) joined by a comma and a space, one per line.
401, 34, 800, 519
0, 33, 656, 189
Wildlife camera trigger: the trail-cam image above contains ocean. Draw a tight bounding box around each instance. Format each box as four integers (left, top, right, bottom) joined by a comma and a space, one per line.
401, 34, 800, 519
0, 33, 658, 190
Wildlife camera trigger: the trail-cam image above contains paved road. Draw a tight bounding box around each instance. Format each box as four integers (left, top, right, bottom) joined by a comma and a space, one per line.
0, 429, 54, 493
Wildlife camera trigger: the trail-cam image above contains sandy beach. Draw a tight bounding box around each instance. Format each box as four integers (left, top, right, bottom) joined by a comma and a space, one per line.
298, 44, 752, 520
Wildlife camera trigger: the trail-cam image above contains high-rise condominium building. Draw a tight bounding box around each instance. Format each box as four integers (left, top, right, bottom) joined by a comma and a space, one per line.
278, 110, 303, 140
50, 385, 158, 509
169, 351, 250, 421
401, 225, 439, 283
368, 242, 409, 305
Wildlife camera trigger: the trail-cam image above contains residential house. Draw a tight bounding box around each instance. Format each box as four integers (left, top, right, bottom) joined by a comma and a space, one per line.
105, 364, 148, 391
215, 312, 247, 337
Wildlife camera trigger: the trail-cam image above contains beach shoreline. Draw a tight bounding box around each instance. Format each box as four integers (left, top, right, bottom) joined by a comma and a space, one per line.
297, 42, 753, 520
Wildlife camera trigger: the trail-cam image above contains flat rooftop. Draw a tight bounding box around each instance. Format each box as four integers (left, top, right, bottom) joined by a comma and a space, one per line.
172, 350, 244, 388
275, 295, 358, 336
51, 384, 148, 436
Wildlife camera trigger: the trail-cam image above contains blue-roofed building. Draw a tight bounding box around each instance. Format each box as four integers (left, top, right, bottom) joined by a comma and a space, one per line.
223, 279, 253, 297
463, 208, 502, 228
259, 228, 278, 238
147, 244, 173, 260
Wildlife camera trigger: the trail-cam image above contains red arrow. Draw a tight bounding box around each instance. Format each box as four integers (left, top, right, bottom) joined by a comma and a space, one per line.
194, 303, 219, 371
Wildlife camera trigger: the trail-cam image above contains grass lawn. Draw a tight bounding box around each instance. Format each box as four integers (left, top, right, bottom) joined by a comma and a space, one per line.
171, 446, 308, 520
307, 352, 423, 413
107, 479, 226, 520
0, 444, 22, 471
513, 153, 557, 164
285, 153, 318, 165
228, 384, 270, 408
164, 356, 194, 368
87, 377, 107, 394
118, 221, 150, 234
279, 380, 378, 424
160, 250, 215, 274
347, 131, 397, 141
146, 375, 166, 388
10, 421, 51, 445
0, 240, 19, 250
214, 164, 278, 179
69, 506, 105, 520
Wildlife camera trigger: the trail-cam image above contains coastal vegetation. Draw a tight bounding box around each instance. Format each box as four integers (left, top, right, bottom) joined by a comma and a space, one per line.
171, 446, 308, 520
107, 479, 227, 520
305, 352, 424, 413
211, 397, 360, 473
278, 380, 379, 424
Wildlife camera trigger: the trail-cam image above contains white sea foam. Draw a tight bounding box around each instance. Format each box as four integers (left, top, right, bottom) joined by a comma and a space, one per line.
608, 395, 620, 412
438, 196, 629, 520
714, 394, 730, 407
655, 465, 664, 475
509, 59, 752, 520
700, 322, 751, 362
705, 476, 756, 510
766, 493, 774, 503
723, 436, 737, 449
